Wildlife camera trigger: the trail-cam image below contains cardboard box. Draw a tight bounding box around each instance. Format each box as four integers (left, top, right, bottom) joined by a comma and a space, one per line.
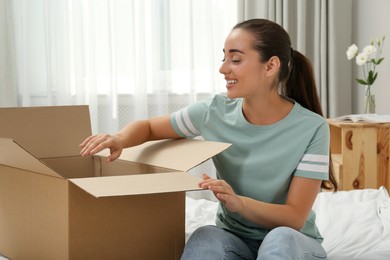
0, 106, 230, 260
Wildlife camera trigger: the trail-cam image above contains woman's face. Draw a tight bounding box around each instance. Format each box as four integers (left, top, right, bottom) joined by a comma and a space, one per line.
219, 29, 271, 99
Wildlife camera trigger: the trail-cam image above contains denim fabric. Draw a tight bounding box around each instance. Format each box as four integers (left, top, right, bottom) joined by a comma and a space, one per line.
258, 226, 327, 260
181, 225, 327, 260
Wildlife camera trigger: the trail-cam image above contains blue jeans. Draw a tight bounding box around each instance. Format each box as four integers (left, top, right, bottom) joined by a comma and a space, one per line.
181, 225, 327, 260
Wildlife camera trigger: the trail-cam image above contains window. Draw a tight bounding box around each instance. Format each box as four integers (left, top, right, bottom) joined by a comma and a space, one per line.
15, 0, 238, 97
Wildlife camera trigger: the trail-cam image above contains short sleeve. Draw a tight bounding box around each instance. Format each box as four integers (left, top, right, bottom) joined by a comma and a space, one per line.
294, 121, 330, 180
170, 99, 211, 138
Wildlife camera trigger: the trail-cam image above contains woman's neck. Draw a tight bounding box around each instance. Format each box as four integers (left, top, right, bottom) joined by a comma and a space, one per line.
242, 94, 294, 126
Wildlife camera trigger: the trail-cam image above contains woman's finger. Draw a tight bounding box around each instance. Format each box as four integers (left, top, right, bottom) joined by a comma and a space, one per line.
80, 134, 110, 156
79, 134, 96, 147
202, 173, 212, 180
198, 173, 214, 187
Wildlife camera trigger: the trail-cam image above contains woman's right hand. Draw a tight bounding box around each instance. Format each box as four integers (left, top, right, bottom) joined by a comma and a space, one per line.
79, 115, 179, 162
79, 134, 125, 162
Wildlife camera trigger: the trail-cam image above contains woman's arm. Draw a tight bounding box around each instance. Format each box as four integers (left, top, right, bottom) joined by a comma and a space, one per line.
200, 174, 321, 230
79, 115, 181, 161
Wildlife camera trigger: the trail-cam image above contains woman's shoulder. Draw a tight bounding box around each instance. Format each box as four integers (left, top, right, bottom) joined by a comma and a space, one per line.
293, 102, 327, 126
195, 94, 241, 111
212, 94, 238, 103
186, 94, 240, 116
211, 94, 241, 107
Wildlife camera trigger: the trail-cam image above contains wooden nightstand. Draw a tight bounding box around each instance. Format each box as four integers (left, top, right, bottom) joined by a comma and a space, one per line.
328, 120, 390, 191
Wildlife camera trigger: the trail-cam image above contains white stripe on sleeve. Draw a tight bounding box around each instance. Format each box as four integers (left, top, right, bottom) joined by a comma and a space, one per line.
297, 163, 329, 173
175, 111, 193, 136
182, 108, 200, 136
301, 154, 329, 163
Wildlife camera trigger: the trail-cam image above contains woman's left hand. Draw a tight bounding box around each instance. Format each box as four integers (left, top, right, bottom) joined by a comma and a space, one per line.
199, 173, 244, 213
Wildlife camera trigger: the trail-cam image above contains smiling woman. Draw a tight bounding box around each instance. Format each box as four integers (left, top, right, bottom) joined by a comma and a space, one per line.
78, 18, 337, 260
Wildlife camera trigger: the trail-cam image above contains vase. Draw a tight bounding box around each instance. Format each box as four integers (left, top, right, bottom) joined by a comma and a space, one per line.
364, 94, 376, 114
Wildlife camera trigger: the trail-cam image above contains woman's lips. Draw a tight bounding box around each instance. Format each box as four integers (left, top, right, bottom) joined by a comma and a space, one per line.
226, 79, 237, 89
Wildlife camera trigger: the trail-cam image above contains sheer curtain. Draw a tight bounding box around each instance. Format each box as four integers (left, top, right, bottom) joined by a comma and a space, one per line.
0, 0, 17, 107
238, 0, 354, 117
1, 0, 238, 133
1, 0, 354, 130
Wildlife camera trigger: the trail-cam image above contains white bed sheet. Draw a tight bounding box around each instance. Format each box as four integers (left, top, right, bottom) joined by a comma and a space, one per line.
185, 187, 390, 259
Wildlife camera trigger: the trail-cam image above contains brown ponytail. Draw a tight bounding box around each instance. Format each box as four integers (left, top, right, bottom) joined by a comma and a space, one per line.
285, 50, 322, 114
286, 50, 338, 191
234, 19, 338, 191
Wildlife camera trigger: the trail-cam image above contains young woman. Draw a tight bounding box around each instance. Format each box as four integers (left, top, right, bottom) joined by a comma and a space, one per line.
80, 18, 338, 260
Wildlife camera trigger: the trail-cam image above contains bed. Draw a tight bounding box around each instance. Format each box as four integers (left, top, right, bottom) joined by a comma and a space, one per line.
185, 186, 390, 259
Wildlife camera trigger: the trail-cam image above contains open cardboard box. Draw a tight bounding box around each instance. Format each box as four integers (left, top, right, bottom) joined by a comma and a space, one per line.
0, 106, 230, 260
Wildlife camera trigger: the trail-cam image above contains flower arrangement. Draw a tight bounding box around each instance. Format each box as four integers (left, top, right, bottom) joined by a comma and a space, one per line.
346, 35, 385, 113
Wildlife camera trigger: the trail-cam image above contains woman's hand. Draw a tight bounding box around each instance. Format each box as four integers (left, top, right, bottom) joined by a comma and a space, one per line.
79, 133, 125, 162
199, 173, 244, 213
79, 115, 180, 163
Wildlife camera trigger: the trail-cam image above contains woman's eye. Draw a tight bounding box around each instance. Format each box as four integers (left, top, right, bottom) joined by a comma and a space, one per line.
221, 59, 241, 63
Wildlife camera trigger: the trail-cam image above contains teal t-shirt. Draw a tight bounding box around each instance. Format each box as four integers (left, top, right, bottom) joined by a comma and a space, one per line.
170, 94, 329, 242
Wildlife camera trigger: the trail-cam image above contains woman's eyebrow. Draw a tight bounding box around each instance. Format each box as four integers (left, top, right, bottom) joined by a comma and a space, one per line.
223, 49, 245, 54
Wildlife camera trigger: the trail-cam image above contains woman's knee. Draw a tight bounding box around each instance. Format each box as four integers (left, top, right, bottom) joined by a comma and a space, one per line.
187, 225, 226, 244
264, 226, 297, 242
182, 225, 228, 259
258, 227, 327, 260
261, 226, 306, 251
183, 225, 255, 260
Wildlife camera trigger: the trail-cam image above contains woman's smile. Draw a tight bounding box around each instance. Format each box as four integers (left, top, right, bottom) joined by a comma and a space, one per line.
226, 79, 238, 89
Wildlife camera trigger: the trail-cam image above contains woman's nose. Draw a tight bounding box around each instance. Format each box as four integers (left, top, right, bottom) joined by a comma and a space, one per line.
219, 61, 229, 75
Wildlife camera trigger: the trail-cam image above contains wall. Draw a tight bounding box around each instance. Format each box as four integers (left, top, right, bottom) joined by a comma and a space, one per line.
352, 0, 390, 114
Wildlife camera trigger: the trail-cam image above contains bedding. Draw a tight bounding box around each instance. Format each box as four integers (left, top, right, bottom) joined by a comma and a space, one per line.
186, 187, 390, 259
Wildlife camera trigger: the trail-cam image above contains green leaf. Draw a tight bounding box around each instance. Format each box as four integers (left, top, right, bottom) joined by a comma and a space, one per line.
365, 71, 378, 85
372, 72, 378, 83
367, 71, 375, 85
373, 57, 385, 65
368, 71, 374, 80
356, 78, 368, 85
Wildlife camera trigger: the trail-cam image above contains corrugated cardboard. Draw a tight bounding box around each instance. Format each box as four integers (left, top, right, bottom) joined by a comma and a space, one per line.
0, 106, 230, 260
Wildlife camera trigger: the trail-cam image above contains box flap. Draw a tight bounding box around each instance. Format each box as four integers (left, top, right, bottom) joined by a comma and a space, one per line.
69, 172, 202, 197
98, 139, 231, 171
0, 106, 91, 158
0, 138, 63, 178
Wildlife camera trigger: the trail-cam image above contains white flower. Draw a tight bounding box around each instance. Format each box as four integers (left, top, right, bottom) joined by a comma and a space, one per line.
346, 44, 358, 60
356, 52, 369, 66
362, 45, 377, 58
346, 35, 385, 93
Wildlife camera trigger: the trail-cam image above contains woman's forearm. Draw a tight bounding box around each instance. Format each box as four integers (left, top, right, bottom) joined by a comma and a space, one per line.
237, 197, 307, 230
117, 115, 181, 148
116, 120, 154, 148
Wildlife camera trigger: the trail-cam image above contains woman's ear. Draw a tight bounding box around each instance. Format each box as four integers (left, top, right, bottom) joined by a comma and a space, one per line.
265, 56, 280, 76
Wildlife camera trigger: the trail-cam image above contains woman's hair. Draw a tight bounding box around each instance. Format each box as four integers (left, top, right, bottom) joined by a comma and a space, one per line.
233, 19, 338, 191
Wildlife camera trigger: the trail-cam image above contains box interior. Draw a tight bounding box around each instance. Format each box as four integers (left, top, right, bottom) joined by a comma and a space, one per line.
42, 156, 174, 179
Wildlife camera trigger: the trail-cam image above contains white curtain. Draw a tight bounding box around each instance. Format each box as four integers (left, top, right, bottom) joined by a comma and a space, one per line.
0, 0, 17, 107
1, 0, 354, 133
0, 0, 237, 133
238, 0, 354, 117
